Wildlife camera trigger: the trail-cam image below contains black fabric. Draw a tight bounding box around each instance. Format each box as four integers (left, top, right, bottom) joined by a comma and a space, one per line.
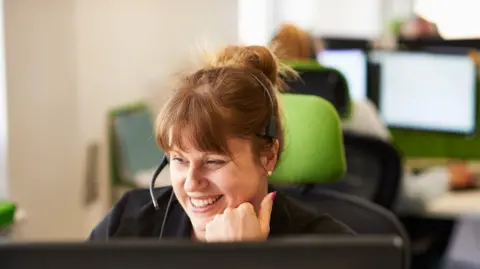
89, 185, 354, 240
322, 37, 371, 50
367, 62, 381, 107
284, 69, 350, 118
401, 217, 456, 269
320, 132, 403, 209
276, 186, 410, 269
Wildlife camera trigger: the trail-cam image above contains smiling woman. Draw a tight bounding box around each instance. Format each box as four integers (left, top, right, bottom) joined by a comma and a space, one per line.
89, 44, 354, 242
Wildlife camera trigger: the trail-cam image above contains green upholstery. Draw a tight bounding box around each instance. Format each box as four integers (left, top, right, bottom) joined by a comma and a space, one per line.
108, 102, 150, 187
108, 102, 164, 203
270, 94, 346, 183
108, 102, 164, 187
0, 201, 16, 228
283, 60, 323, 70
390, 77, 480, 160
283, 60, 353, 120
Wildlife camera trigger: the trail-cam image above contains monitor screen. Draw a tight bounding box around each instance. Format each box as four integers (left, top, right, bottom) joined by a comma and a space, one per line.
375, 51, 477, 134
318, 49, 368, 101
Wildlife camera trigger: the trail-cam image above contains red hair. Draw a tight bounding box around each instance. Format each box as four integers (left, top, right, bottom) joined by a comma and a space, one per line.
155, 45, 296, 160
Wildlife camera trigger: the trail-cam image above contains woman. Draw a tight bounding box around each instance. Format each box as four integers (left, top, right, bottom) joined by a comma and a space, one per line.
89, 45, 353, 241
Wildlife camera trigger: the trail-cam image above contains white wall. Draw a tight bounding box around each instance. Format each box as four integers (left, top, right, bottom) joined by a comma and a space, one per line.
5, 0, 238, 240
272, 0, 383, 39
238, 0, 274, 45
0, 0, 8, 199
238, 0, 413, 46
5, 0, 83, 240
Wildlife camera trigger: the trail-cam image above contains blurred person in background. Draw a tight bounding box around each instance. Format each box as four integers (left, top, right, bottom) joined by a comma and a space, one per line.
270, 23, 475, 214
270, 23, 320, 60
400, 15, 441, 39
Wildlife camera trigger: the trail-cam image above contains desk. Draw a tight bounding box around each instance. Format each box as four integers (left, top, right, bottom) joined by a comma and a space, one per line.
424, 190, 480, 219
405, 158, 480, 219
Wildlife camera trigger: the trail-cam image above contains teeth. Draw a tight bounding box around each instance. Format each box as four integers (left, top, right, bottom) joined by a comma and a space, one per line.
190, 195, 221, 208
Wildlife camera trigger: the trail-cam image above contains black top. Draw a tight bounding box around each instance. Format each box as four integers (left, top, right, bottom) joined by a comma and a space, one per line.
89, 186, 354, 240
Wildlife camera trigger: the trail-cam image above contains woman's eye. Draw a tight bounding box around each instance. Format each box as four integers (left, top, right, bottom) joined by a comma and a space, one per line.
206, 160, 226, 165
172, 157, 186, 164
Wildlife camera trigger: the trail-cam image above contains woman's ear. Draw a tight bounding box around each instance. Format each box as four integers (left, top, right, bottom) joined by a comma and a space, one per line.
260, 140, 280, 174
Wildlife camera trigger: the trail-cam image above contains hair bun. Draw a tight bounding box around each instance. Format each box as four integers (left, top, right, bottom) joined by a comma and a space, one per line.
212, 45, 279, 86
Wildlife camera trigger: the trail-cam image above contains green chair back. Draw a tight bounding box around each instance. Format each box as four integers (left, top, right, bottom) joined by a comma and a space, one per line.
270, 94, 346, 183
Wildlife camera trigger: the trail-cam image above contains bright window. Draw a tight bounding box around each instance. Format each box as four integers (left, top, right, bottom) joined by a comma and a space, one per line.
238, 0, 273, 45
414, 0, 480, 39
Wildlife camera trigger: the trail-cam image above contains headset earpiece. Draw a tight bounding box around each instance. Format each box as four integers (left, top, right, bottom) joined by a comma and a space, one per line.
249, 74, 277, 140
259, 115, 277, 139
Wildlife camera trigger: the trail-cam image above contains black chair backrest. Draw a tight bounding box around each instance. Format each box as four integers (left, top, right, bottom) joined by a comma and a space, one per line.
319, 131, 403, 209
321, 37, 371, 50
278, 186, 410, 269
284, 69, 350, 118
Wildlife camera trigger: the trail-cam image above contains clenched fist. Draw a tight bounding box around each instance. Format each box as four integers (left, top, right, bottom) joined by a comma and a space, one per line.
205, 192, 276, 242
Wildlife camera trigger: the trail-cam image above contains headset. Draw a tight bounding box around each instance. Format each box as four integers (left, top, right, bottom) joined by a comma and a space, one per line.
149, 73, 277, 239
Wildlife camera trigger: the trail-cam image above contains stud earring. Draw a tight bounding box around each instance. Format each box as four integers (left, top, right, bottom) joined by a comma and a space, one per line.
267, 171, 272, 176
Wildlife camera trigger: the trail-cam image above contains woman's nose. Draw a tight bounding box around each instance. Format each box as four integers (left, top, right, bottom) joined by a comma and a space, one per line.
184, 166, 208, 192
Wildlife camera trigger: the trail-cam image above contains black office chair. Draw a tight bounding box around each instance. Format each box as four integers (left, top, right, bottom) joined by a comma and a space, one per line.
284, 66, 351, 119
277, 186, 411, 269
318, 131, 403, 209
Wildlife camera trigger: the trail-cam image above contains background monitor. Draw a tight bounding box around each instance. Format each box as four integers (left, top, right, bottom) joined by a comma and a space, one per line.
374, 51, 477, 134
318, 49, 368, 101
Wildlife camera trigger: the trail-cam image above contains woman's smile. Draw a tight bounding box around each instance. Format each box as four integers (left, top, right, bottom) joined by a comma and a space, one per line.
188, 195, 225, 214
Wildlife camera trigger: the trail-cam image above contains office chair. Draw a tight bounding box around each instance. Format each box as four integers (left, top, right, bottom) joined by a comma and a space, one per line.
108, 103, 165, 202
283, 61, 352, 119
270, 94, 410, 269
319, 131, 403, 209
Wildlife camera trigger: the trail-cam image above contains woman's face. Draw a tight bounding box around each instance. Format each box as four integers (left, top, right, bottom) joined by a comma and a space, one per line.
169, 137, 276, 235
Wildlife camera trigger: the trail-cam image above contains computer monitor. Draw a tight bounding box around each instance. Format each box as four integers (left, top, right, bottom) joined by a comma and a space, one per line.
318, 49, 368, 101
373, 51, 477, 134
0, 236, 405, 269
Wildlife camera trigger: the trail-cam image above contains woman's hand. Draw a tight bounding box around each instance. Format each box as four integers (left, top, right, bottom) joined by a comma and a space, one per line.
205, 192, 276, 242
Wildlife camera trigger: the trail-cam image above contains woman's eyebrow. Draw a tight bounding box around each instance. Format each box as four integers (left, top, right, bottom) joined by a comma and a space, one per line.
169, 149, 184, 156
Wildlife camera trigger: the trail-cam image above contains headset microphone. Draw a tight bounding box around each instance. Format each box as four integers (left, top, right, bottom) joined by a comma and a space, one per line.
149, 154, 169, 210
